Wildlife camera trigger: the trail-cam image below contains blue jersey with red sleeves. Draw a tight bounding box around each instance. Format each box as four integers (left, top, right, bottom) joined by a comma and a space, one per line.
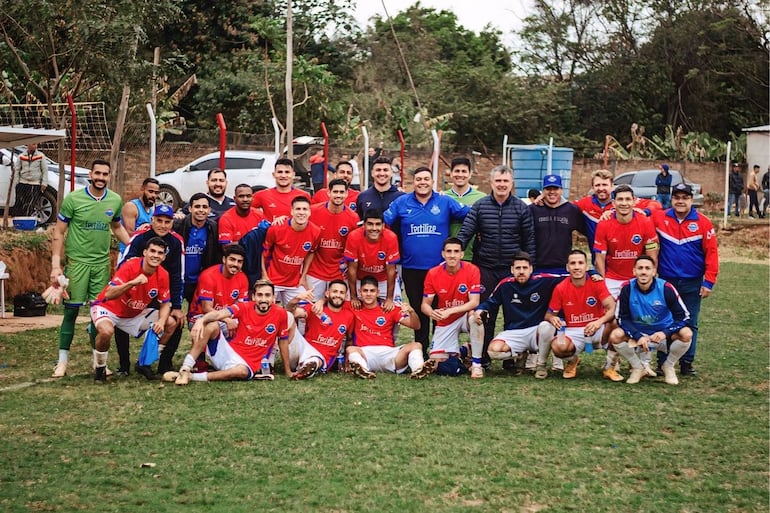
477, 274, 564, 330
423, 262, 482, 326
617, 277, 690, 340
652, 207, 719, 289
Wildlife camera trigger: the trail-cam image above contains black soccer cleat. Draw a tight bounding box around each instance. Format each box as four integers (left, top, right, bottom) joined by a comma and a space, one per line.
94, 366, 107, 384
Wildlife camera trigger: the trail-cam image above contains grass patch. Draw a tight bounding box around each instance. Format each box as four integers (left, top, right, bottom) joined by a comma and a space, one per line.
0, 263, 767, 512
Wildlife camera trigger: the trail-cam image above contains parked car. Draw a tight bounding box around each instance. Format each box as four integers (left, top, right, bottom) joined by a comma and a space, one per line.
0, 148, 90, 225
612, 169, 704, 207
156, 151, 281, 210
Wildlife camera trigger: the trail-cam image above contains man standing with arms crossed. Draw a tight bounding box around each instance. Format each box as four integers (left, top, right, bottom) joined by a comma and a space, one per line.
50, 159, 130, 378
652, 183, 718, 377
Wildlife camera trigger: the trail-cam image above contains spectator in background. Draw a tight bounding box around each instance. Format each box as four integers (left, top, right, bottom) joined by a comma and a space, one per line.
747, 164, 761, 219
762, 165, 769, 218
310, 148, 335, 193
655, 163, 673, 208
727, 162, 744, 217
174, 168, 234, 221
522, 188, 540, 205
11, 143, 47, 217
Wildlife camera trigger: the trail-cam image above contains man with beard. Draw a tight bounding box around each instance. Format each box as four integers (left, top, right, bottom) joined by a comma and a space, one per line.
574, 169, 615, 261
163, 280, 293, 384
285, 280, 356, 379
217, 183, 266, 246
311, 160, 360, 213
119, 177, 159, 253
356, 156, 404, 221
175, 168, 235, 221
50, 159, 130, 378
252, 158, 311, 221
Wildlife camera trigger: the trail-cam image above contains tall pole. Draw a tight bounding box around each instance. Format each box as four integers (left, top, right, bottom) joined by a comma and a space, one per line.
285, 0, 294, 160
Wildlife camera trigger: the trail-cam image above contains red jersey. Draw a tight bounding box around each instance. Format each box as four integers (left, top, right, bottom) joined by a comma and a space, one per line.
548, 278, 612, 328
352, 304, 403, 347
594, 213, 659, 280
94, 257, 170, 318
423, 262, 482, 326
263, 220, 322, 287
307, 204, 360, 281
226, 302, 290, 371
300, 303, 356, 366
252, 188, 311, 221
188, 265, 249, 319
311, 188, 360, 214
343, 226, 400, 282
218, 207, 265, 245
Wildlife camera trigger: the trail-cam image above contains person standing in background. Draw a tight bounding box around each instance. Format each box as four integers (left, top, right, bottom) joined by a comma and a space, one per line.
747, 164, 761, 219
727, 162, 744, 217
11, 143, 47, 217
655, 163, 673, 209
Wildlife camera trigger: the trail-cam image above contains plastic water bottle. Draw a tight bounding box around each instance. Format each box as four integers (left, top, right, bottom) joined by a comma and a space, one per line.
557, 324, 566, 345
261, 357, 270, 377
584, 340, 594, 354
336, 354, 345, 373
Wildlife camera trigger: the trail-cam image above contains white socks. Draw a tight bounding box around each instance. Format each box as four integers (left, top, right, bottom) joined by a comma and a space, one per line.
93, 350, 108, 368
347, 351, 368, 370
59, 349, 69, 363
182, 354, 196, 370
191, 372, 208, 382
665, 340, 691, 367
469, 321, 484, 359
407, 349, 424, 371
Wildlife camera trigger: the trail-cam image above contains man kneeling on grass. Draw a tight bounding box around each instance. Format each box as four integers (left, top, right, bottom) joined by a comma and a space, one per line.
346, 276, 436, 380
164, 279, 292, 384
608, 255, 692, 385
90, 237, 176, 383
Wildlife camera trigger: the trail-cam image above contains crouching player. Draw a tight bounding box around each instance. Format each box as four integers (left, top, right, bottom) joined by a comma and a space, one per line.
345, 276, 436, 380
90, 237, 176, 383
472, 252, 562, 374
421, 237, 485, 378
164, 279, 293, 384
284, 280, 356, 380
539, 250, 616, 380
608, 255, 692, 385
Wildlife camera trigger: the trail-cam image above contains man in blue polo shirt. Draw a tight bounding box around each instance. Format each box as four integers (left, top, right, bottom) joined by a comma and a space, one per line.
384, 166, 469, 354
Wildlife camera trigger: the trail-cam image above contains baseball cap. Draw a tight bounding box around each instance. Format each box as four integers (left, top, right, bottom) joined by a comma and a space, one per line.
542, 174, 563, 188
660, 163, 669, 172
153, 204, 174, 218
672, 183, 693, 196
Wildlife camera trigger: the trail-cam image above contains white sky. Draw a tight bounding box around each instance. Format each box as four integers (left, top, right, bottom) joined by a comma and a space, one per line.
354, 0, 530, 41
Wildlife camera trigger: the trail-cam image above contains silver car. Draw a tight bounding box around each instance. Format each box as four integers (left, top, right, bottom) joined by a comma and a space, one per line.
613, 169, 704, 207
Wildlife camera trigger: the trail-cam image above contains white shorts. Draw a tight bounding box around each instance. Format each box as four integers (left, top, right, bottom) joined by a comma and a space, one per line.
187, 314, 234, 339
491, 326, 540, 355
605, 278, 626, 299
91, 305, 158, 338
306, 275, 330, 302
564, 325, 606, 354
430, 315, 470, 356
361, 345, 408, 374
206, 332, 254, 380
275, 285, 308, 306
288, 331, 325, 371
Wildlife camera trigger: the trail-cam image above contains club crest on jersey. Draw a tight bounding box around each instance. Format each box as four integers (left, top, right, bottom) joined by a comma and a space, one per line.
302, 241, 312, 251
377, 251, 386, 260
339, 226, 349, 236
230, 290, 239, 299
338, 325, 347, 335
265, 324, 276, 334
530, 292, 541, 302
430, 204, 441, 215
458, 283, 468, 293
688, 222, 698, 232
375, 316, 386, 327
148, 288, 158, 298
631, 234, 642, 244
350, 203, 357, 211
586, 296, 598, 307
104, 209, 115, 217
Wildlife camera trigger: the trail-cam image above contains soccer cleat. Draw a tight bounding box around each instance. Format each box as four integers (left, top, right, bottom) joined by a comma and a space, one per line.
662, 364, 679, 385
116, 367, 130, 378
162, 371, 179, 382
134, 364, 160, 381
292, 360, 320, 380
552, 357, 564, 371
641, 362, 657, 377
411, 358, 437, 380
679, 361, 697, 376
562, 358, 580, 379
105, 367, 114, 378
525, 353, 537, 370
534, 365, 548, 379
349, 361, 376, 380
470, 364, 484, 379
175, 368, 192, 386
626, 368, 646, 384
94, 366, 107, 384
52, 361, 67, 378
603, 367, 624, 382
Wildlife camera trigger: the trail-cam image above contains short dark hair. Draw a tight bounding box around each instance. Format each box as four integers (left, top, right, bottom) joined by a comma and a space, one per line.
291, 195, 311, 207
144, 236, 168, 251
252, 279, 275, 294
234, 183, 252, 194
91, 159, 111, 171
568, 249, 587, 261
372, 156, 392, 166
223, 244, 247, 258
328, 178, 349, 191
635, 254, 656, 266
511, 251, 532, 265
142, 177, 159, 187
411, 166, 432, 177
442, 237, 464, 250
527, 188, 540, 200
360, 275, 378, 289
335, 160, 353, 171
207, 168, 226, 179
450, 156, 471, 170
328, 279, 348, 291
613, 184, 635, 197
362, 209, 384, 222
189, 192, 211, 205
275, 158, 294, 169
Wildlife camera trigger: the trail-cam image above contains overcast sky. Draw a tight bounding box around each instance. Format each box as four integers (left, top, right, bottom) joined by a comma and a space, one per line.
354, 0, 531, 42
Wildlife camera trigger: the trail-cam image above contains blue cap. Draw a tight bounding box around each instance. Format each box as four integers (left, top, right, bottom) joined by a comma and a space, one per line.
542, 174, 563, 188
661, 164, 669, 172
153, 204, 174, 218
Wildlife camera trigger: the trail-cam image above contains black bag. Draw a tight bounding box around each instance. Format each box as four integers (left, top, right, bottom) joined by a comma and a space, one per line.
13, 292, 47, 317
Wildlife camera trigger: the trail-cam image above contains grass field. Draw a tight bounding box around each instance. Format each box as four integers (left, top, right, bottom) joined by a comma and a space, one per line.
0, 262, 767, 513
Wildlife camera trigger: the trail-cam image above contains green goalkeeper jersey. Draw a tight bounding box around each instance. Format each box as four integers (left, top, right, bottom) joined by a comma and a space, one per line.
59, 187, 123, 266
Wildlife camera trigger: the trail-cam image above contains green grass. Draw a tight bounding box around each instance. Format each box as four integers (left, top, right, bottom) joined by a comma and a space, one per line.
0, 263, 767, 512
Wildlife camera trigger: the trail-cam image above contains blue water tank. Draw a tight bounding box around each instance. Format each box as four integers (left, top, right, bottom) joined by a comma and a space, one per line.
508, 145, 574, 199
